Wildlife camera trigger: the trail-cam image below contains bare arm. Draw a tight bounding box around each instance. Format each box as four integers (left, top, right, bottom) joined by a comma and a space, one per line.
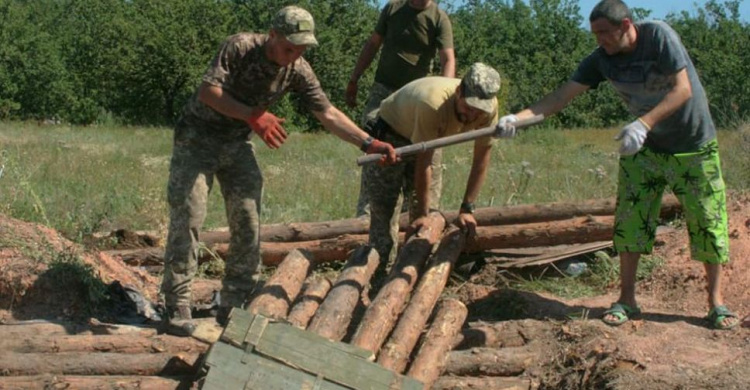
198, 82, 260, 120
350, 33, 383, 83
438, 48, 456, 78
639, 69, 691, 128
312, 105, 372, 148
462, 142, 492, 206
515, 81, 589, 120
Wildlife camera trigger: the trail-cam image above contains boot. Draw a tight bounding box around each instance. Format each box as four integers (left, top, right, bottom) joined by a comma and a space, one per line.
162, 305, 196, 337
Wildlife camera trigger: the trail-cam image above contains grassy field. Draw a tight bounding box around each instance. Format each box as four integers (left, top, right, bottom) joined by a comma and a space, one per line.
1, 120, 748, 242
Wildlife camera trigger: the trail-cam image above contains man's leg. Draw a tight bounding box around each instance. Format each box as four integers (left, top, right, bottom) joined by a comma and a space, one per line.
602, 252, 640, 324
356, 83, 394, 217
673, 141, 735, 328
216, 142, 264, 310
161, 144, 212, 336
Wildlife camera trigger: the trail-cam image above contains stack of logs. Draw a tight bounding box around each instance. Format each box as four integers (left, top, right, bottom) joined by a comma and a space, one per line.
0, 195, 680, 389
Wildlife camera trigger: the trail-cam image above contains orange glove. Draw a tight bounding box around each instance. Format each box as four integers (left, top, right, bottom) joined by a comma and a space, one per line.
361, 137, 399, 165
246, 111, 287, 149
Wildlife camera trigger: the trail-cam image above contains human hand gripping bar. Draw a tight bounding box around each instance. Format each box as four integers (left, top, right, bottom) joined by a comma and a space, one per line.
356, 114, 545, 166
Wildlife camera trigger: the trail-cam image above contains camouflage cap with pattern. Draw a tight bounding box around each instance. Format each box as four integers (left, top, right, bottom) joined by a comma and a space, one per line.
462, 63, 500, 114
272, 6, 318, 46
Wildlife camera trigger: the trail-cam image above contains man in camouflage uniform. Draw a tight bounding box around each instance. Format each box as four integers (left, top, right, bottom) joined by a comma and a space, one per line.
161, 6, 397, 336
346, 0, 456, 218
364, 63, 500, 278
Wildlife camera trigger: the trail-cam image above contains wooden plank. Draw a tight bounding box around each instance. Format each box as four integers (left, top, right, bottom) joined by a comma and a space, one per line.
203, 342, 349, 390
490, 241, 613, 268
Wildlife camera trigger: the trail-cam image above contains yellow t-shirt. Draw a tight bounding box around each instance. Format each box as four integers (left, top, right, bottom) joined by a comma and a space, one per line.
378, 77, 497, 148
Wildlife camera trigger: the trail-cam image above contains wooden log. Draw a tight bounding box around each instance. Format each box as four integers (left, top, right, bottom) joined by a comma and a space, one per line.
406, 299, 467, 388
433, 376, 533, 390
286, 277, 333, 329
0, 352, 198, 376
307, 246, 380, 341
468, 215, 615, 252
443, 347, 536, 377
182, 194, 683, 243
378, 226, 465, 373
0, 375, 184, 390
246, 249, 314, 319
0, 321, 157, 338
351, 212, 446, 353
0, 334, 209, 354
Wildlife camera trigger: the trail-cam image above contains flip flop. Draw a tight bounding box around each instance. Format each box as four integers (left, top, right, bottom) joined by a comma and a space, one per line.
706, 305, 739, 330
602, 302, 641, 326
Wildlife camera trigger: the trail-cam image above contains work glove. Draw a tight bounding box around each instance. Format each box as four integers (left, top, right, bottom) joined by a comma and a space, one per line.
246, 111, 288, 149
615, 119, 649, 156
345, 79, 358, 108
364, 138, 399, 165
493, 114, 519, 138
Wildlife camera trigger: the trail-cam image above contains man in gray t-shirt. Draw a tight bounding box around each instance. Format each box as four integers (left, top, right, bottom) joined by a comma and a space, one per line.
494, 0, 739, 330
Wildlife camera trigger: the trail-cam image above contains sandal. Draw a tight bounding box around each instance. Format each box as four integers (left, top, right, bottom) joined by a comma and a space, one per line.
706, 305, 739, 330
602, 302, 641, 326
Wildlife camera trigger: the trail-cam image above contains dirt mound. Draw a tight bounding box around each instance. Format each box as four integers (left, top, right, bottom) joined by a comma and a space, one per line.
456, 190, 750, 389
0, 215, 158, 322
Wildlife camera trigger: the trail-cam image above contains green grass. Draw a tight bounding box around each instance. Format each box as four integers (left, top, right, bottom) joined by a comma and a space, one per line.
1, 120, 747, 244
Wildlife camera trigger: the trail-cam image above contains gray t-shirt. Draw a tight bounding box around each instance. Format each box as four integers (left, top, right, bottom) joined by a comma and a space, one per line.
572, 21, 715, 154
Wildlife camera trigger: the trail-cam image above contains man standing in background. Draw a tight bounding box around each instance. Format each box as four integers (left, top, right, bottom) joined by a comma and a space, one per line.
346, 0, 456, 218
161, 6, 396, 337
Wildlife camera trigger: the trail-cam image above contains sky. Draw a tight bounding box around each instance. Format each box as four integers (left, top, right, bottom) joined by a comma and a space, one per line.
378, 1, 750, 22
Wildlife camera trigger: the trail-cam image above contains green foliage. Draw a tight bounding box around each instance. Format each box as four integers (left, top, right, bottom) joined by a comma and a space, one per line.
0, 0, 746, 128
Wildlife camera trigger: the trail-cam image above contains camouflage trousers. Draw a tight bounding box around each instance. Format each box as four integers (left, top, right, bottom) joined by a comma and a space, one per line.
363, 118, 443, 272
356, 82, 443, 217
161, 132, 263, 309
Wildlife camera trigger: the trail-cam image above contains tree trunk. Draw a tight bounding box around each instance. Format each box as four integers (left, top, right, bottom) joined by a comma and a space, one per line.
433, 376, 533, 390
351, 212, 446, 354
468, 215, 615, 252
406, 299, 467, 388
246, 249, 314, 320
307, 247, 380, 341
0, 334, 208, 354
443, 347, 536, 377
175, 194, 682, 243
0, 376, 185, 390
286, 277, 333, 329
378, 226, 465, 373
0, 321, 157, 338
0, 352, 198, 376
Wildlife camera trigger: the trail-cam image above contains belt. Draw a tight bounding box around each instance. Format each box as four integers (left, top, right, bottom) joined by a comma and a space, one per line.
365, 117, 411, 147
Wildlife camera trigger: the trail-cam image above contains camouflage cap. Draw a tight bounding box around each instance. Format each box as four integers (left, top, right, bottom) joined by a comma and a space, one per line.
462, 63, 500, 114
271, 6, 318, 46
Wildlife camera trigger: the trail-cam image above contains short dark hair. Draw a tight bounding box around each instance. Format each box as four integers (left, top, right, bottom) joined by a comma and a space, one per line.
589, 0, 632, 24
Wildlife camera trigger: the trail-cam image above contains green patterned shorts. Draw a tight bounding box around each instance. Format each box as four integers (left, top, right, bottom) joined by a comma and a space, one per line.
613, 140, 729, 264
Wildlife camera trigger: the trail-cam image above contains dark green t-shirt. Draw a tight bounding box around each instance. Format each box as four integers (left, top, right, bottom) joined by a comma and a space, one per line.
374, 0, 454, 90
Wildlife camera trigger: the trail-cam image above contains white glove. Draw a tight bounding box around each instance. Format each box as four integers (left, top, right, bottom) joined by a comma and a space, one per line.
493, 114, 519, 138
615, 119, 649, 155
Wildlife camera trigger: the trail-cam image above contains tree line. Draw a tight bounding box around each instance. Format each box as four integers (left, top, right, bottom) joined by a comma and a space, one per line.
0, 0, 746, 129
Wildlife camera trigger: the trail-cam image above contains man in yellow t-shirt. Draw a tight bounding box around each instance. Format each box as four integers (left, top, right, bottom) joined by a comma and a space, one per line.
364, 63, 500, 276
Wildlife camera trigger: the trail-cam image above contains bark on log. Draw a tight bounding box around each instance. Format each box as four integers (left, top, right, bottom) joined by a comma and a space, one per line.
188, 194, 682, 243
433, 376, 533, 390
307, 246, 380, 341
406, 299, 467, 388
287, 277, 333, 329
246, 249, 314, 320
0, 376, 185, 390
351, 213, 446, 353
468, 215, 615, 252
0, 352, 199, 376
0, 334, 208, 354
443, 347, 536, 377
378, 226, 465, 373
